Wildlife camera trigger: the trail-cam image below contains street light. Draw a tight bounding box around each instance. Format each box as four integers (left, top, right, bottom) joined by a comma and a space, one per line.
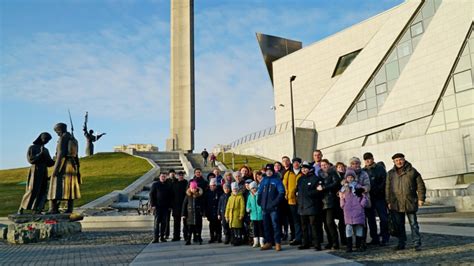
290, 75, 296, 159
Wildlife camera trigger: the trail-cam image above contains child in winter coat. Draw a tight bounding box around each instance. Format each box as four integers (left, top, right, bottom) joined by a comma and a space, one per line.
340, 169, 369, 253
246, 181, 264, 248
225, 182, 245, 246
182, 181, 205, 245
218, 183, 232, 244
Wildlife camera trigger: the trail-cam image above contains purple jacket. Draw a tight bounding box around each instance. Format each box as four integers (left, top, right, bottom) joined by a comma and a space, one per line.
340, 190, 368, 225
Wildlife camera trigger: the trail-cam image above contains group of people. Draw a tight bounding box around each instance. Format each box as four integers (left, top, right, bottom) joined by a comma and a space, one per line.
149, 150, 426, 253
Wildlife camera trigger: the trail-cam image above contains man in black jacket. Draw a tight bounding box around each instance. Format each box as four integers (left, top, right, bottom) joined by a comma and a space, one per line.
149, 173, 172, 243
171, 171, 188, 241
363, 152, 389, 246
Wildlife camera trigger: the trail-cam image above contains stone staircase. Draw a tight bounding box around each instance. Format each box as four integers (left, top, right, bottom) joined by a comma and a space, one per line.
110, 152, 185, 212
185, 153, 214, 173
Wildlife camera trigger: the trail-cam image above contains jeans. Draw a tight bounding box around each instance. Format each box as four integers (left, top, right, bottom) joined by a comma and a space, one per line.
289, 204, 302, 241
153, 207, 168, 239
366, 198, 390, 243
263, 210, 281, 244
203, 158, 208, 166
323, 208, 339, 247
395, 212, 421, 246
346, 224, 364, 237
300, 215, 322, 247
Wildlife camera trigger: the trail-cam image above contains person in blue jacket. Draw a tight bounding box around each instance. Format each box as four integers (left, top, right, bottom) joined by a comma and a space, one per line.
258, 164, 285, 251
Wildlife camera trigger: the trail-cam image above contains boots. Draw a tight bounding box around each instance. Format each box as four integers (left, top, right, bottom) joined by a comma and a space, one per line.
65, 200, 74, 214
346, 237, 353, 253
252, 237, 259, 248
356, 236, 365, 252
259, 237, 265, 247
260, 243, 272, 250
275, 243, 282, 251
48, 200, 59, 214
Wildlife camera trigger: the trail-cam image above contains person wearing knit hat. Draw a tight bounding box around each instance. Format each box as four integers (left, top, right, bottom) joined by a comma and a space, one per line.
247, 180, 264, 248
258, 162, 285, 251
218, 182, 232, 244
205, 177, 223, 243
226, 181, 245, 246
387, 153, 426, 251
182, 179, 205, 245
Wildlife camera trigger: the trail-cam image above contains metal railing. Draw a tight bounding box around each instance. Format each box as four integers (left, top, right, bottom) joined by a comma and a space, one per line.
229, 119, 315, 149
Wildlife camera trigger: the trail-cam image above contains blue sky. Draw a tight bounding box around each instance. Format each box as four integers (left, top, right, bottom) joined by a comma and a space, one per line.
0, 0, 403, 169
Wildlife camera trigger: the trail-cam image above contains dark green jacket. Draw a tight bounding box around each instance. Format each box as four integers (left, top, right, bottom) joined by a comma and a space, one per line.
386, 161, 426, 213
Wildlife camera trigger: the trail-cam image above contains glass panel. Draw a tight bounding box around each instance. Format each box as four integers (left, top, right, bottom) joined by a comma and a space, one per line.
374, 68, 386, 85
398, 40, 412, 58
434, 0, 442, 10
445, 79, 455, 96
430, 112, 445, 126
346, 114, 357, 124
367, 108, 377, 118
413, 12, 423, 24
398, 56, 410, 72
456, 89, 474, 107
470, 38, 474, 54
411, 35, 422, 50
377, 93, 386, 107
444, 109, 458, 123
366, 86, 376, 98
455, 54, 471, 73
358, 111, 368, 120
360, 92, 366, 100
392, 127, 403, 140
367, 97, 377, 109
442, 95, 456, 110
462, 43, 469, 56
357, 101, 367, 111
453, 70, 473, 92
386, 60, 400, 81
458, 104, 474, 121
387, 49, 398, 62
410, 22, 424, 37
387, 80, 397, 92
376, 83, 387, 94
333, 49, 362, 77
423, 16, 433, 31
422, 0, 435, 19
399, 30, 411, 43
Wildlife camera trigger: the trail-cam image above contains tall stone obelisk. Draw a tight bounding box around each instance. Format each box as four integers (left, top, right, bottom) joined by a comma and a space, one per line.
166, 0, 195, 153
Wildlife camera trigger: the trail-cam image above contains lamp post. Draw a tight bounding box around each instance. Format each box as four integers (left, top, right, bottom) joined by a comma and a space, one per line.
290, 75, 296, 159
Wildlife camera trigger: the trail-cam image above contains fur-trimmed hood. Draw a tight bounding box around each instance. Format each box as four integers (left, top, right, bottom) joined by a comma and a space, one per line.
186, 187, 203, 198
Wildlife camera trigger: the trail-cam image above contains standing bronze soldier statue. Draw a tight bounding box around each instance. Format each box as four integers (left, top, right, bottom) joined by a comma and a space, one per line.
18, 132, 55, 214
48, 123, 81, 214
83, 112, 106, 156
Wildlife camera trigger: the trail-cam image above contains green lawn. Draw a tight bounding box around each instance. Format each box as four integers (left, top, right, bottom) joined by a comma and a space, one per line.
217, 153, 273, 172
0, 152, 151, 216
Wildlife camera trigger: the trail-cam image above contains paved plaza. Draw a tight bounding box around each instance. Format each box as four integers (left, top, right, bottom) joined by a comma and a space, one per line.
1, 212, 473, 265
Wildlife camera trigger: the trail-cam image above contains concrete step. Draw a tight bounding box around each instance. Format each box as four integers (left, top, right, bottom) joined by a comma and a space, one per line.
418, 205, 456, 214
133, 191, 150, 200
111, 200, 144, 210
143, 182, 154, 191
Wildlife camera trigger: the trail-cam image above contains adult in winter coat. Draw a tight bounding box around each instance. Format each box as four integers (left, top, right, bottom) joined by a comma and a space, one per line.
18, 132, 55, 214
218, 183, 232, 244
363, 152, 389, 245
296, 161, 324, 250
340, 168, 369, 252
182, 181, 206, 245
386, 153, 426, 251
149, 173, 173, 243
171, 171, 188, 241
205, 178, 223, 243
283, 157, 303, 245
225, 182, 246, 245
317, 159, 340, 250
258, 164, 285, 252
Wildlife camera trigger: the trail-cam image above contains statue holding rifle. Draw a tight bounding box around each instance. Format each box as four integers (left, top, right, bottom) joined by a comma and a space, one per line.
48, 112, 81, 214
83, 112, 106, 156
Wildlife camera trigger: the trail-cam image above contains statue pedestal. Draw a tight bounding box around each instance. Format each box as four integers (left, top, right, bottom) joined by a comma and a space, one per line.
5, 213, 83, 244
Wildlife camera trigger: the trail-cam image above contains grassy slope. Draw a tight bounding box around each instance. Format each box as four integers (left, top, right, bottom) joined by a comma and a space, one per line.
0, 152, 151, 216
217, 152, 273, 172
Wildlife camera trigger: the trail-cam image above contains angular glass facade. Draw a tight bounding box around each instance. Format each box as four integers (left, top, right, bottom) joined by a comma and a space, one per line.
340, 0, 442, 125
427, 26, 474, 134
332, 49, 362, 77
256, 33, 302, 85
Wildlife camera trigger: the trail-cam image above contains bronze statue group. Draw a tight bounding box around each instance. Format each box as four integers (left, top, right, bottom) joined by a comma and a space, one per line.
18, 113, 105, 215
149, 150, 426, 253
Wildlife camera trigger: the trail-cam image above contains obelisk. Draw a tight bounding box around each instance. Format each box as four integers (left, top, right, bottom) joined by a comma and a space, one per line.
166, 0, 195, 153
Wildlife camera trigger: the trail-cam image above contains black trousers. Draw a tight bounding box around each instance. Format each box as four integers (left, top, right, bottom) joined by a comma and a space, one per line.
208, 217, 222, 240
323, 208, 339, 246
300, 215, 323, 247
186, 217, 203, 241
173, 215, 187, 239
252, 220, 264, 238
221, 219, 231, 241
154, 207, 168, 239
231, 228, 242, 244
